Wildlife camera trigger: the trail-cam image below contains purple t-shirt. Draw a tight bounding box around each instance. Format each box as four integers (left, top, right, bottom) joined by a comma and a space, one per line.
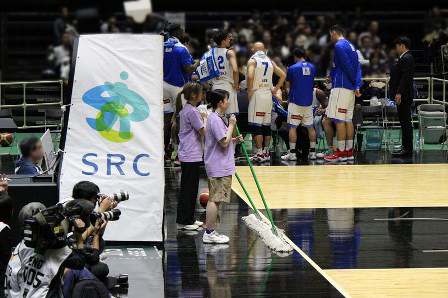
178, 103, 204, 162
204, 112, 235, 178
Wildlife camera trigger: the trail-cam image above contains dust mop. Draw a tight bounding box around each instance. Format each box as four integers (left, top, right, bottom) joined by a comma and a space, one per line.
235, 125, 293, 254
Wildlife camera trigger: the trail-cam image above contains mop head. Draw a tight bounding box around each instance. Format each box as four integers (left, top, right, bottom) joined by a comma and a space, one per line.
242, 214, 294, 255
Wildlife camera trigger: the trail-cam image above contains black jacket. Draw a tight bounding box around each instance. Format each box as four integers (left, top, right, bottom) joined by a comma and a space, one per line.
389, 51, 414, 101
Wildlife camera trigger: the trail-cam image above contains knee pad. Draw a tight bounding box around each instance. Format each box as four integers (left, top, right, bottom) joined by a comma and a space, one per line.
262, 126, 271, 137
252, 126, 262, 136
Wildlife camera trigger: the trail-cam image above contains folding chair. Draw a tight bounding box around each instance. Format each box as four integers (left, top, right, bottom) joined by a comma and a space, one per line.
358, 105, 385, 151
417, 104, 447, 151
383, 105, 401, 151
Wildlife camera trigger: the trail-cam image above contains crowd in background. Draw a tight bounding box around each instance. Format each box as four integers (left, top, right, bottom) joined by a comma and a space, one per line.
46, 6, 447, 84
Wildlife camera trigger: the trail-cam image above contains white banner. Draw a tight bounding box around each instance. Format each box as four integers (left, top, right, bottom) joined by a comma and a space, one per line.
59, 34, 164, 242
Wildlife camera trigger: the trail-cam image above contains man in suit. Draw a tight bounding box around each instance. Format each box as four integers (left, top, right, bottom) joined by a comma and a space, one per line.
390, 37, 414, 157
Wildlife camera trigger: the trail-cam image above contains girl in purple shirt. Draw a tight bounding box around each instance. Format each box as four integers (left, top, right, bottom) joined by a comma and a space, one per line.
203, 90, 243, 244
176, 82, 206, 231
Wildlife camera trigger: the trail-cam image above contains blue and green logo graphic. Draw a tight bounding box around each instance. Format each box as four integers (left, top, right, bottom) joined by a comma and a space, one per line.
82, 71, 149, 143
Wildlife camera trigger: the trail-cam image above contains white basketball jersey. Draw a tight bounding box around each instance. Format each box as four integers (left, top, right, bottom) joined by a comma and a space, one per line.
19, 245, 71, 298
212, 48, 233, 84
252, 56, 273, 91
311, 88, 319, 106
4, 241, 27, 298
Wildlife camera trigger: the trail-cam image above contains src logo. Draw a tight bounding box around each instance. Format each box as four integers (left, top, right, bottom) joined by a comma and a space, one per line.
82, 71, 150, 143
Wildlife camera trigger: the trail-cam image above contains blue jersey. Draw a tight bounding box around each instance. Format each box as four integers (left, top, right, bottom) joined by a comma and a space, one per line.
163, 37, 194, 87
286, 61, 316, 106
329, 39, 362, 90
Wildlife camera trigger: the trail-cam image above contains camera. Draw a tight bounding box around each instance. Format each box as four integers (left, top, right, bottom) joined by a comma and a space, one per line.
23, 203, 89, 248
90, 209, 121, 224
99, 190, 129, 203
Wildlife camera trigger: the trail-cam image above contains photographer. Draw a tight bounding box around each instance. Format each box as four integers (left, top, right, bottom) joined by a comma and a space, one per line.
4, 202, 46, 298
0, 176, 12, 298
13, 200, 95, 298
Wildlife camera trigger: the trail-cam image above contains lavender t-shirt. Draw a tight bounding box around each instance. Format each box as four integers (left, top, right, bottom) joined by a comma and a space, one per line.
178, 103, 204, 162
204, 112, 235, 178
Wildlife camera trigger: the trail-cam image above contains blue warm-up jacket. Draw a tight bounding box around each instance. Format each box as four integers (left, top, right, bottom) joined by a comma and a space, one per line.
329, 39, 362, 90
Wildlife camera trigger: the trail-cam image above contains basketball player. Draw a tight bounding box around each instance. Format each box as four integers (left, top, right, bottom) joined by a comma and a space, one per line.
281, 46, 317, 161
211, 29, 239, 115
163, 24, 199, 159
324, 25, 362, 162
247, 42, 286, 163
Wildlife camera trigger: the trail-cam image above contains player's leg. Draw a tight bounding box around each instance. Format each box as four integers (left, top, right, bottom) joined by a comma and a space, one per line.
262, 125, 271, 162
282, 103, 299, 161
325, 88, 347, 162
261, 92, 273, 162
318, 116, 335, 157
344, 90, 356, 160
248, 92, 264, 163
302, 106, 316, 159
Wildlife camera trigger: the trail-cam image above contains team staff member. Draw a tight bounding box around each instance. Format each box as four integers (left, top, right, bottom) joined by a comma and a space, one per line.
203, 90, 243, 244
247, 42, 286, 163
15, 137, 44, 176
325, 25, 362, 162
163, 24, 199, 158
211, 29, 240, 115
176, 82, 206, 231
390, 37, 414, 157
282, 46, 317, 161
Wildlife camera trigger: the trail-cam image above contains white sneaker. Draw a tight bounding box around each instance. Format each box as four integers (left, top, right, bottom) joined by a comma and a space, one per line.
281, 152, 297, 161
316, 151, 325, 158
194, 220, 203, 226
308, 151, 317, 160
202, 230, 230, 244
260, 152, 271, 162
177, 224, 199, 231
250, 153, 263, 163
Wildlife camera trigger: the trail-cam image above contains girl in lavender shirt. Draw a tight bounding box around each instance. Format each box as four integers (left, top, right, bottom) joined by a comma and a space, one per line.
203, 90, 243, 244
176, 82, 207, 231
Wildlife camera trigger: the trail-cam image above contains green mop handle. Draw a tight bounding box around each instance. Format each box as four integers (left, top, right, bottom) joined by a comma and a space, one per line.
234, 172, 262, 220
235, 124, 278, 236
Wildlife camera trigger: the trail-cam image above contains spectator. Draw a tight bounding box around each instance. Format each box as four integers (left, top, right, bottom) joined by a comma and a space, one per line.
262, 30, 273, 53
347, 31, 358, 46
15, 137, 44, 176
360, 35, 374, 60
281, 32, 294, 59
48, 32, 72, 68
358, 21, 381, 46
54, 6, 70, 43
101, 16, 120, 33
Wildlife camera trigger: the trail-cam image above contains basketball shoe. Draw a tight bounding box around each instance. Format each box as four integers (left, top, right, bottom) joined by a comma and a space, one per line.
316, 148, 333, 159
281, 151, 297, 161
345, 148, 355, 161
324, 149, 347, 162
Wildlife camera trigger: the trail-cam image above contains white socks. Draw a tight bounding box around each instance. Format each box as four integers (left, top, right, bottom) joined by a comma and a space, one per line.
346, 139, 353, 150
257, 148, 263, 155
338, 141, 346, 152
289, 143, 296, 153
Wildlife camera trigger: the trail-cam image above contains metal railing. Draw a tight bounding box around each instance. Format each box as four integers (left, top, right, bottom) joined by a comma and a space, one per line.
431, 77, 448, 107
0, 80, 63, 129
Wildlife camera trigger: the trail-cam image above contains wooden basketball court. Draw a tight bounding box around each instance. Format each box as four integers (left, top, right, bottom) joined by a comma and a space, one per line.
232, 163, 448, 297
232, 164, 448, 209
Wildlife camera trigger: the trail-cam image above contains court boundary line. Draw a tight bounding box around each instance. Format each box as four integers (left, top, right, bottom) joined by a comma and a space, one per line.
232, 187, 352, 298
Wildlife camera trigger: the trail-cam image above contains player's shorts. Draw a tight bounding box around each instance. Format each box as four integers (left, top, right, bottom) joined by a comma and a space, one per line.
248, 90, 272, 126
212, 81, 239, 114
287, 103, 313, 128
163, 81, 183, 114
326, 88, 355, 122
